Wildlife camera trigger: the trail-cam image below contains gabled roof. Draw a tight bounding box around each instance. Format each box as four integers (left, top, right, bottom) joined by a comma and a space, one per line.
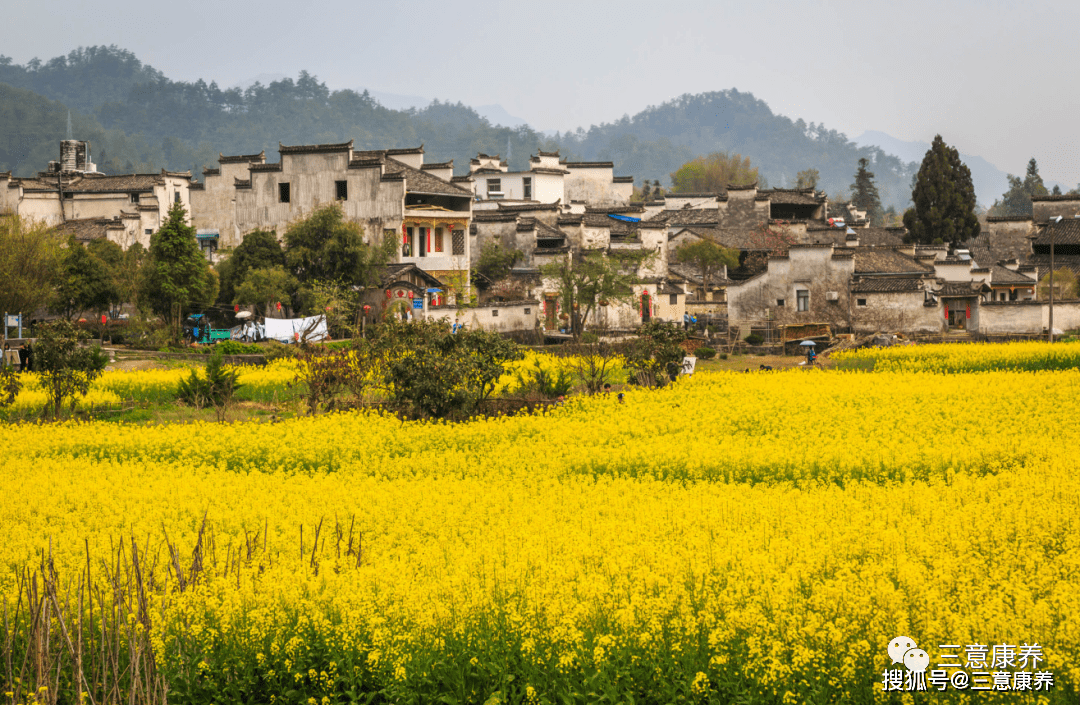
853, 248, 932, 275
55, 217, 126, 242
1033, 219, 1080, 246
989, 264, 1036, 285
380, 263, 445, 289
20, 173, 165, 193
646, 208, 721, 226
383, 157, 472, 197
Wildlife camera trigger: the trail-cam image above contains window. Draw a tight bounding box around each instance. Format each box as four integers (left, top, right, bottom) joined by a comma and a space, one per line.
144, 229, 152, 235
452, 230, 466, 256
335, 180, 348, 201
130, 193, 140, 204
174, 191, 181, 203
434, 228, 444, 253
523, 177, 532, 199
492, 309, 499, 317
857, 298, 867, 307
63, 192, 73, 199
776, 298, 785, 307
669, 294, 678, 305
524, 308, 531, 315
797, 290, 809, 312
403, 227, 413, 257
279, 182, 291, 203
487, 178, 501, 196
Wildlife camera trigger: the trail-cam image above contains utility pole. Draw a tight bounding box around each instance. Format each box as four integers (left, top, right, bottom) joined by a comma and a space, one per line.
1049, 216, 1060, 342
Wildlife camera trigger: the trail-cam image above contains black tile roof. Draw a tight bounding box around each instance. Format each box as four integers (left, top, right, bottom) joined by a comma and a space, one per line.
989, 264, 1036, 285
1032, 219, 1080, 246
279, 140, 354, 154
219, 151, 266, 164
853, 248, 932, 275
55, 217, 125, 242
383, 157, 472, 197
851, 277, 927, 293
761, 188, 823, 205
561, 161, 614, 168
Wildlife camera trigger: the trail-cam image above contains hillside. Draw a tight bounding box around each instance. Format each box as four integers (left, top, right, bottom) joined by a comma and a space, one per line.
0, 46, 921, 209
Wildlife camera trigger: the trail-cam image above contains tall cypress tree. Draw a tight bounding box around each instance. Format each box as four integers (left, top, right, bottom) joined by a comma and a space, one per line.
850, 158, 883, 225
141, 202, 218, 335
903, 135, 980, 246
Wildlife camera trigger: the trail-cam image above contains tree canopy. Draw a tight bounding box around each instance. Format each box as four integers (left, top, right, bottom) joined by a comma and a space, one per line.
674, 239, 739, 298
989, 158, 1049, 217
0, 214, 63, 315
141, 203, 218, 332
540, 250, 649, 339
902, 135, 980, 247
850, 158, 884, 226
283, 204, 394, 288
670, 152, 757, 193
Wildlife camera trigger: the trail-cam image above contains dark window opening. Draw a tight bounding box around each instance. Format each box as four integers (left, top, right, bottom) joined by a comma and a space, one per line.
797, 290, 809, 312
669, 294, 678, 305
776, 299, 785, 307
174, 191, 181, 203
336, 180, 348, 201
524, 308, 531, 315
279, 182, 291, 203
144, 229, 152, 235
63, 192, 74, 199
857, 298, 867, 307
487, 178, 501, 195
492, 309, 499, 317
523, 177, 532, 199
130, 193, 140, 204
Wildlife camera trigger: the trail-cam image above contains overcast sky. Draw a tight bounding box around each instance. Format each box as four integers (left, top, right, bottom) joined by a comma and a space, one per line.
5, 0, 1080, 187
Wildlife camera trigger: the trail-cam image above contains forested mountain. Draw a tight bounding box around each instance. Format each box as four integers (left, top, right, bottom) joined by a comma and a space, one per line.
0, 46, 919, 209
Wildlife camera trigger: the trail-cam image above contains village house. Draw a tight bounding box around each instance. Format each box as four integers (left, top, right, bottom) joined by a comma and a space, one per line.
190, 140, 474, 296
0, 140, 192, 248
463, 151, 634, 207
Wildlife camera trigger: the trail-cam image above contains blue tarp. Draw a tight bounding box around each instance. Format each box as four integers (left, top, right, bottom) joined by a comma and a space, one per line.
607, 214, 641, 223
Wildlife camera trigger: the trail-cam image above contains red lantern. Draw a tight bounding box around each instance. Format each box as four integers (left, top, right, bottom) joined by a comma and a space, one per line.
276, 302, 282, 311
101, 314, 107, 325
386, 289, 391, 298
363, 305, 371, 313
234, 304, 240, 313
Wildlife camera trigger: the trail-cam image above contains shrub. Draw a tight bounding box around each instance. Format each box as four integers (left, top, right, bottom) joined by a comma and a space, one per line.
217, 340, 263, 355
696, 346, 716, 360
178, 348, 242, 422
719, 352, 728, 360
627, 322, 687, 388
33, 320, 110, 420
745, 333, 764, 345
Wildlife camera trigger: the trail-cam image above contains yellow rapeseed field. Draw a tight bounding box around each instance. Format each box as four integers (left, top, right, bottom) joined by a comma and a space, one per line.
0, 349, 1077, 704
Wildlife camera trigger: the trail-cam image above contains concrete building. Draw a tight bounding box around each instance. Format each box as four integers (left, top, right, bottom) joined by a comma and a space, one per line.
190, 141, 473, 293
0, 140, 192, 249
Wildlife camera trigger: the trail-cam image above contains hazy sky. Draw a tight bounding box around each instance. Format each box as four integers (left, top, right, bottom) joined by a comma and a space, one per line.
5, 0, 1080, 186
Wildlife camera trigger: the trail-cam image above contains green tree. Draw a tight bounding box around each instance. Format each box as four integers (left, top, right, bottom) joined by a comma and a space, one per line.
283, 203, 394, 287
0, 214, 63, 316
377, 320, 523, 419
674, 239, 739, 299
540, 250, 650, 339
1037, 269, 1079, 300
902, 135, 980, 247
216, 229, 284, 304
670, 152, 757, 193
233, 266, 298, 318
472, 241, 522, 289
989, 158, 1050, 217
32, 319, 108, 420
141, 203, 219, 336
850, 158, 884, 225
52, 237, 119, 318
626, 321, 687, 388
796, 169, 819, 189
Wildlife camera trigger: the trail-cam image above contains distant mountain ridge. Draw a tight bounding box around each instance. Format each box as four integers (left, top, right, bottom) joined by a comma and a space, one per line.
0, 45, 1011, 212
